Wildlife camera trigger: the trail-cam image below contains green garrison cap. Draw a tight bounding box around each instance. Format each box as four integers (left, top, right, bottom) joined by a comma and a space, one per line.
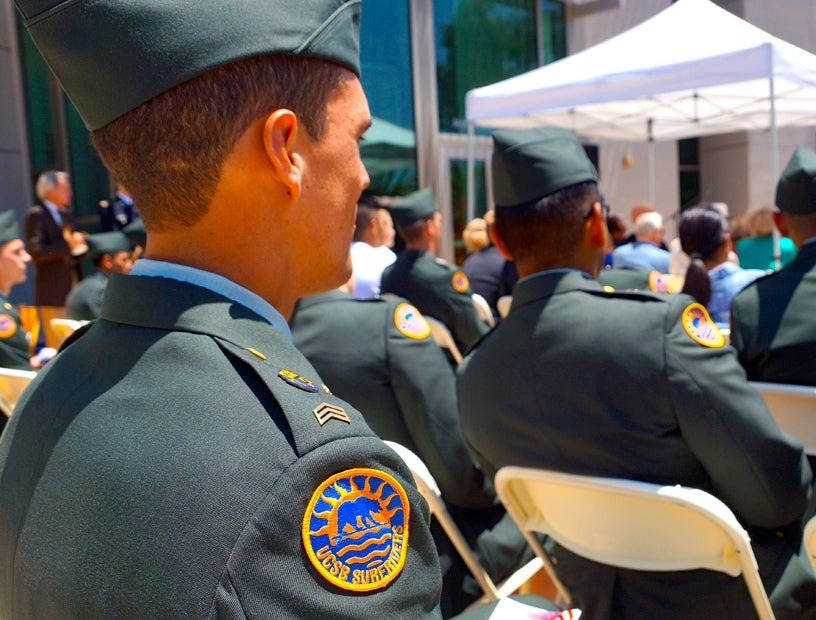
87, 232, 132, 258
389, 188, 438, 228
776, 147, 816, 215
123, 218, 147, 249
491, 127, 598, 207
15, 0, 362, 130
0, 210, 21, 245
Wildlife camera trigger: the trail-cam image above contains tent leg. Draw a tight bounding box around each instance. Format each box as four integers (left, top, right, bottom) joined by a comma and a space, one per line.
467, 122, 475, 224
648, 119, 655, 207
770, 76, 781, 270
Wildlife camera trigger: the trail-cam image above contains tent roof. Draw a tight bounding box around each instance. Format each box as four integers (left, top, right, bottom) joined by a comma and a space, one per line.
465, 0, 816, 142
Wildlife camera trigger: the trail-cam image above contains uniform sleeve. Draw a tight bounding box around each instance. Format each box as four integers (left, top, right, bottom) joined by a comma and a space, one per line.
728, 290, 759, 380
385, 303, 496, 509
663, 297, 811, 529
436, 276, 490, 353
211, 434, 443, 619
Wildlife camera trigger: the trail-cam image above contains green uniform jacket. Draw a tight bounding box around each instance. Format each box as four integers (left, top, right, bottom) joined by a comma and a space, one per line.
381, 250, 489, 354
0, 274, 442, 619
730, 240, 816, 386
458, 270, 815, 620
65, 269, 108, 321
0, 295, 31, 371
290, 291, 531, 617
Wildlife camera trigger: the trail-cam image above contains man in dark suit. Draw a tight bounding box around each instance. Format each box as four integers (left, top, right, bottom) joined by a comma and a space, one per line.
98, 179, 138, 232
381, 188, 489, 354
24, 170, 86, 306
457, 126, 816, 619
731, 146, 816, 386
0, 1, 443, 618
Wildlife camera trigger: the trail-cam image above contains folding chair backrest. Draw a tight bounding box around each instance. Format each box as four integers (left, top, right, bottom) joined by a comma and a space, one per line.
50, 318, 86, 347
471, 294, 495, 328
495, 466, 775, 620
496, 295, 512, 318
425, 316, 463, 364
751, 381, 816, 455
804, 515, 816, 575
0, 367, 37, 418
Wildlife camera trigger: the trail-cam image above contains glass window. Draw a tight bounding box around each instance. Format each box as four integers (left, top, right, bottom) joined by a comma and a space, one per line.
360, 1, 418, 196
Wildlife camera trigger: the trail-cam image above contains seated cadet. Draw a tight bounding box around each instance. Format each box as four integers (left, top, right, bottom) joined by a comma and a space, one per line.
458, 126, 816, 620
66, 231, 134, 320
731, 147, 816, 386
290, 289, 533, 617
381, 188, 490, 353
0, 1, 442, 618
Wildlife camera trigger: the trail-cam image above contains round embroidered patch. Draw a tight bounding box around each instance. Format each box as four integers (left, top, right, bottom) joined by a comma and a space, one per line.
648, 271, 682, 294
303, 468, 410, 592
0, 314, 17, 339
681, 303, 725, 348
451, 270, 469, 293
393, 303, 431, 340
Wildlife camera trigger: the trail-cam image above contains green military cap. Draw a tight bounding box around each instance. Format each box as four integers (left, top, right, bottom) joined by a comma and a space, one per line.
776, 146, 816, 215
0, 210, 21, 245
123, 218, 147, 250
491, 127, 598, 207
87, 232, 132, 258
389, 188, 438, 228
15, 0, 362, 130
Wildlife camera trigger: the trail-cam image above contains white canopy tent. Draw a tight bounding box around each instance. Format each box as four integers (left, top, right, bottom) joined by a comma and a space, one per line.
464, 0, 816, 228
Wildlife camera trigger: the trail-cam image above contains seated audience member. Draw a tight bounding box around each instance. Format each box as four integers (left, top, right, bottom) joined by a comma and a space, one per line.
462, 217, 488, 255
679, 205, 764, 327
98, 179, 138, 232
66, 232, 134, 320
381, 188, 489, 353
461, 210, 518, 320
618, 202, 661, 247
291, 289, 531, 617
612, 211, 671, 272
731, 146, 816, 386
458, 126, 816, 620
349, 193, 396, 299
736, 203, 797, 270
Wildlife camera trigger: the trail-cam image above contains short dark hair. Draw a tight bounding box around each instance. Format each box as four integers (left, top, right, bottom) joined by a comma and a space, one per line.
92, 54, 345, 231
495, 182, 598, 264
396, 217, 432, 245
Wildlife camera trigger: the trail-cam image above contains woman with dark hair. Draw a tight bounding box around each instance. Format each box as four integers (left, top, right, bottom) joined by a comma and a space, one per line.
679, 205, 765, 326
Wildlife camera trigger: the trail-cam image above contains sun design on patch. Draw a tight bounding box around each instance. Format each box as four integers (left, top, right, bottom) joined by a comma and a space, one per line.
304, 470, 409, 591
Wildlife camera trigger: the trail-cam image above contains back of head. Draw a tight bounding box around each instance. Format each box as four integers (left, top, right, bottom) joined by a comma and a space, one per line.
389, 188, 438, 245
775, 146, 816, 243
746, 205, 776, 237
462, 217, 488, 253
34, 170, 66, 202
15, 0, 362, 232
633, 211, 663, 239
354, 193, 381, 242
679, 206, 727, 307
630, 202, 653, 223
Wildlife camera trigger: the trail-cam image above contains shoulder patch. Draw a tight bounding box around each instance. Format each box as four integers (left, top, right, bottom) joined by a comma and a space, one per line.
681, 303, 726, 348
0, 314, 17, 339
302, 468, 409, 592
393, 302, 431, 340
648, 271, 682, 294
451, 270, 470, 293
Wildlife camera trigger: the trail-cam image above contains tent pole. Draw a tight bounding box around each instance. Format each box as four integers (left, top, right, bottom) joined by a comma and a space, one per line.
770, 76, 781, 270
648, 119, 655, 206
466, 121, 475, 224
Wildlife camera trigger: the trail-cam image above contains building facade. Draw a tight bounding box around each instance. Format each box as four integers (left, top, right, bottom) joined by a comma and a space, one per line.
2, 0, 816, 302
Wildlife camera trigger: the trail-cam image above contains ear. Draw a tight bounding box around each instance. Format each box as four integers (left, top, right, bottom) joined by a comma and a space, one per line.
587, 202, 607, 248
101, 254, 113, 272
491, 221, 514, 260
773, 210, 789, 236
262, 109, 303, 201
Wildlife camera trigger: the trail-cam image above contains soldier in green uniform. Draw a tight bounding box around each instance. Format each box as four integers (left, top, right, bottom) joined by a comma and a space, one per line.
381, 188, 490, 354
0, 1, 443, 618
457, 127, 816, 619
0, 210, 34, 372
290, 290, 534, 616
731, 146, 816, 386
65, 231, 133, 321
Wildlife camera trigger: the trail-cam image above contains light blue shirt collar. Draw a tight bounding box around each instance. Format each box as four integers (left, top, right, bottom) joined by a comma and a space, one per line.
129, 259, 292, 341
42, 200, 63, 227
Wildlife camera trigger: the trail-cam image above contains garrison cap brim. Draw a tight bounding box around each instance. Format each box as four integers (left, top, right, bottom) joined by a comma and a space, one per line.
776, 146, 816, 215
87, 231, 133, 257
15, 0, 362, 130
491, 127, 598, 207
0, 210, 21, 246
388, 188, 438, 228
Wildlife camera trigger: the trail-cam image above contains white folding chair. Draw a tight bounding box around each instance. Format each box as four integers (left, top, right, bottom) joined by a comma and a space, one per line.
495, 466, 775, 620
0, 367, 37, 418
472, 293, 495, 328
50, 318, 87, 346
496, 295, 512, 318
426, 316, 463, 364
751, 381, 816, 455
384, 441, 545, 609
804, 515, 816, 575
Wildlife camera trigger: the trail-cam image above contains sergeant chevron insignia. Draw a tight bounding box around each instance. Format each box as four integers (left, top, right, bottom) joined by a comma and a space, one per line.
313, 402, 351, 426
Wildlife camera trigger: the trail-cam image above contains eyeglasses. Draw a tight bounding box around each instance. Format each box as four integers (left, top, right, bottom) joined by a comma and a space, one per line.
584, 200, 610, 220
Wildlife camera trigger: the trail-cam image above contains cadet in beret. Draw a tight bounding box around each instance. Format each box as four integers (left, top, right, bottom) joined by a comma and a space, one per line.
65, 231, 134, 320
0, 210, 34, 372
0, 1, 442, 618
381, 188, 490, 355
731, 146, 816, 386
290, 289, 534, 617
457, 127, 816, 619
